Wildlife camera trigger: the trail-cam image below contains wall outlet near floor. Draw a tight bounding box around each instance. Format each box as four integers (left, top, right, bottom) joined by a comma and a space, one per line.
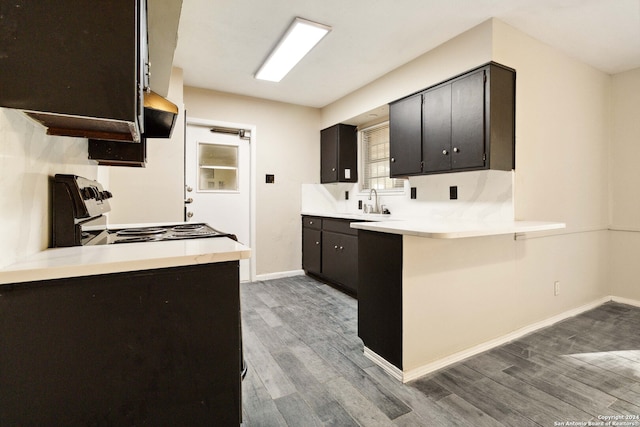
554, 281, 560, 296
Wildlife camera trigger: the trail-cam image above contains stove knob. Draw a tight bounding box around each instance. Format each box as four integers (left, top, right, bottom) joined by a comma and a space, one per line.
101, 190, 113, 199
81, 188, 93, 200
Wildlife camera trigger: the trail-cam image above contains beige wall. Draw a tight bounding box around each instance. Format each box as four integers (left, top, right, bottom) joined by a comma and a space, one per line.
493, 20, 610, 230
610, 68, 640, 301
183, 88, 321, 276
0, 109, 97, 268
106, 67, 186, 224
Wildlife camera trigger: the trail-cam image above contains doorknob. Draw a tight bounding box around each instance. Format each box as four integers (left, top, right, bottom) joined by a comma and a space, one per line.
187, 212, 194, 218
184, 197, 193, 204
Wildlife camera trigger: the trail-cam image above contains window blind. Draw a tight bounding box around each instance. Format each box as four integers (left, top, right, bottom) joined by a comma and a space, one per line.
361, 122, 404, 191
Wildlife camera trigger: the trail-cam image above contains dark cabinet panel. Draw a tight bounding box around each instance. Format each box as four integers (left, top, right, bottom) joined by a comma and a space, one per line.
321, 124, 358, 183
389, 93, 423, 177
303, 228, 322, 275
358, 230, 403, 369
423, 84, 452, 173
451, 70, 485, 170
303, 216, 322, 230
322, 231, 358, 294
0, 262, 242, 426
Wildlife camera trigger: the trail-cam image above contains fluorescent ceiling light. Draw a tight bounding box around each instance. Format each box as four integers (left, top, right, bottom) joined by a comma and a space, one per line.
255, 17, 331, 82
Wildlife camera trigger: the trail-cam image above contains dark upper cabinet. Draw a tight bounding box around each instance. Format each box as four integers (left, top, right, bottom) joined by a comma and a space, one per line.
389, 62, 515, 177
0, 0, 148, 143
389, 93, 423, 176
422, 84, 452, 173
321, 124, 358, 183
88, 138, 147, 168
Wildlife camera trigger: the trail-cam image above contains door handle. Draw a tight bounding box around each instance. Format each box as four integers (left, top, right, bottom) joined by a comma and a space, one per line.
184, 197, 193, 204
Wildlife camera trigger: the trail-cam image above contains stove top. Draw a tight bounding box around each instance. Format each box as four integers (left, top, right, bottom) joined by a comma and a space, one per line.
107, 223, 234, 244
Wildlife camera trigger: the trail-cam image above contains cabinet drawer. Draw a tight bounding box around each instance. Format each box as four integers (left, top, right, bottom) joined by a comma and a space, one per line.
323, 218, 359, 235
302, 216, 323, 230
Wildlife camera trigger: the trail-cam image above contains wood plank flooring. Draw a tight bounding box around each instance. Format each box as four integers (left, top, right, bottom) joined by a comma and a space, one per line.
240, 275, 640, 426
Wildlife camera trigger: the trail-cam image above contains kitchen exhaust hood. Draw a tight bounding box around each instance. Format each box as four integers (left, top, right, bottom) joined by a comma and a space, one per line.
144, 91, 178, 138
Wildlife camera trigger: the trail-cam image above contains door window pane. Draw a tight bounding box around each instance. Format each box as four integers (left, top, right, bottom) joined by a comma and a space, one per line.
198, 143, 238, 191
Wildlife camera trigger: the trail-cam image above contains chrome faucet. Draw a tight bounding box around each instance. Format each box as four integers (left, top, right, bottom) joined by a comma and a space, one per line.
368, 188, 379, 214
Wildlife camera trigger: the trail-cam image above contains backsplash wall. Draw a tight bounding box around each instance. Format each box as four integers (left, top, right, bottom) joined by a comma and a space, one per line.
0, 108, 99, 269
302, 170, 514, 221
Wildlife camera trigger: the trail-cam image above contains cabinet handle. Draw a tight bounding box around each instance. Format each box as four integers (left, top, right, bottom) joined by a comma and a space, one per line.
309, 221, 313, 225
315, 241, 320, 245
332, 168, 336, 172
442, 150, 449, 155
453, 147, 459, 153
339, 246, 344, 251
334, 245, 339, 250
391, 157, 395, 163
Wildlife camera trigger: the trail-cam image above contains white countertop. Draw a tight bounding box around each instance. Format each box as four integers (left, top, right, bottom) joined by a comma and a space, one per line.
0, 237, 251, 285
350, 219, 566, 238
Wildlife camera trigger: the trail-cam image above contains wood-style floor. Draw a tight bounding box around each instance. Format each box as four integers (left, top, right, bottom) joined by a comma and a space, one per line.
240, 275, 640, 426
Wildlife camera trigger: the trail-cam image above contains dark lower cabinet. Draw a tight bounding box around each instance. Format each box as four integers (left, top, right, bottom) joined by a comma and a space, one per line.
358, 230, 403, 369
322, 231, 358, 291
302, 215, 360, 296
303, 228, 322, 275
0, 262, 242, 426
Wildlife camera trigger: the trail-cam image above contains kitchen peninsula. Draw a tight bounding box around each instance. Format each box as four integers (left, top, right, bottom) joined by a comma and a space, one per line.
351, 218, 565, 383
0, 238, 250, 426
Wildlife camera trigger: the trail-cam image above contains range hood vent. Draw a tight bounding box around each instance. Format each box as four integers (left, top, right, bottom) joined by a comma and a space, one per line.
144, 91, 178, 138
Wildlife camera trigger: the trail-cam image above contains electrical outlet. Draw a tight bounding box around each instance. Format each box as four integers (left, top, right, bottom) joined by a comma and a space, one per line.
450, 186, 458, 200
554, 281, 560, 296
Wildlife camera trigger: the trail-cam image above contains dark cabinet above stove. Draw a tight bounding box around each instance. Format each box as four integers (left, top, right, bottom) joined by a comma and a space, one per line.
0, 0, 178, 145
88, 139, 147, 168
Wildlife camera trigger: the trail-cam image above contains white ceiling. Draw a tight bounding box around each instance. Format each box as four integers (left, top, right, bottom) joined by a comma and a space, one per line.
173, 0, 640, 108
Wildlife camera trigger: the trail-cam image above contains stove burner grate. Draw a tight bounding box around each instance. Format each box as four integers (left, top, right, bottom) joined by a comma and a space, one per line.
171, 224, 205, 232
116, 227, 167, 237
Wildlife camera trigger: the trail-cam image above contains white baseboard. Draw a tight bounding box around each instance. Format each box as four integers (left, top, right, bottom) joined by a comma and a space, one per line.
365, 296, 620, 383
610, 295, 640, 308
363, 347, 404, 382
254, 269, 304, 282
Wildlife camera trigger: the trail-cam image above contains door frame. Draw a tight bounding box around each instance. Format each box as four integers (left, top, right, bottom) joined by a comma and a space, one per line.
185, 116, 256, 282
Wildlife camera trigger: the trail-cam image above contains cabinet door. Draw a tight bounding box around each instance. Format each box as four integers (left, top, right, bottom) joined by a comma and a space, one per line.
339, 234, 358, 293
389, 93, 423, 177
322, 232, 358, 293
451, 70, 486, 170
302, 228, 322, 275
422, 84, 452, 173
337, 125, 358, 182
321, 126, 338, 183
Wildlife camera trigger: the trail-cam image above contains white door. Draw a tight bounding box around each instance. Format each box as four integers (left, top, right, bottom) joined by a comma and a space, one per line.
185, 120, 252, 281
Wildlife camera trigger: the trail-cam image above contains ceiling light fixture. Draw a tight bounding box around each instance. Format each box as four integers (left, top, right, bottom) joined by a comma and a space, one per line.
255, 17, 331, 82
